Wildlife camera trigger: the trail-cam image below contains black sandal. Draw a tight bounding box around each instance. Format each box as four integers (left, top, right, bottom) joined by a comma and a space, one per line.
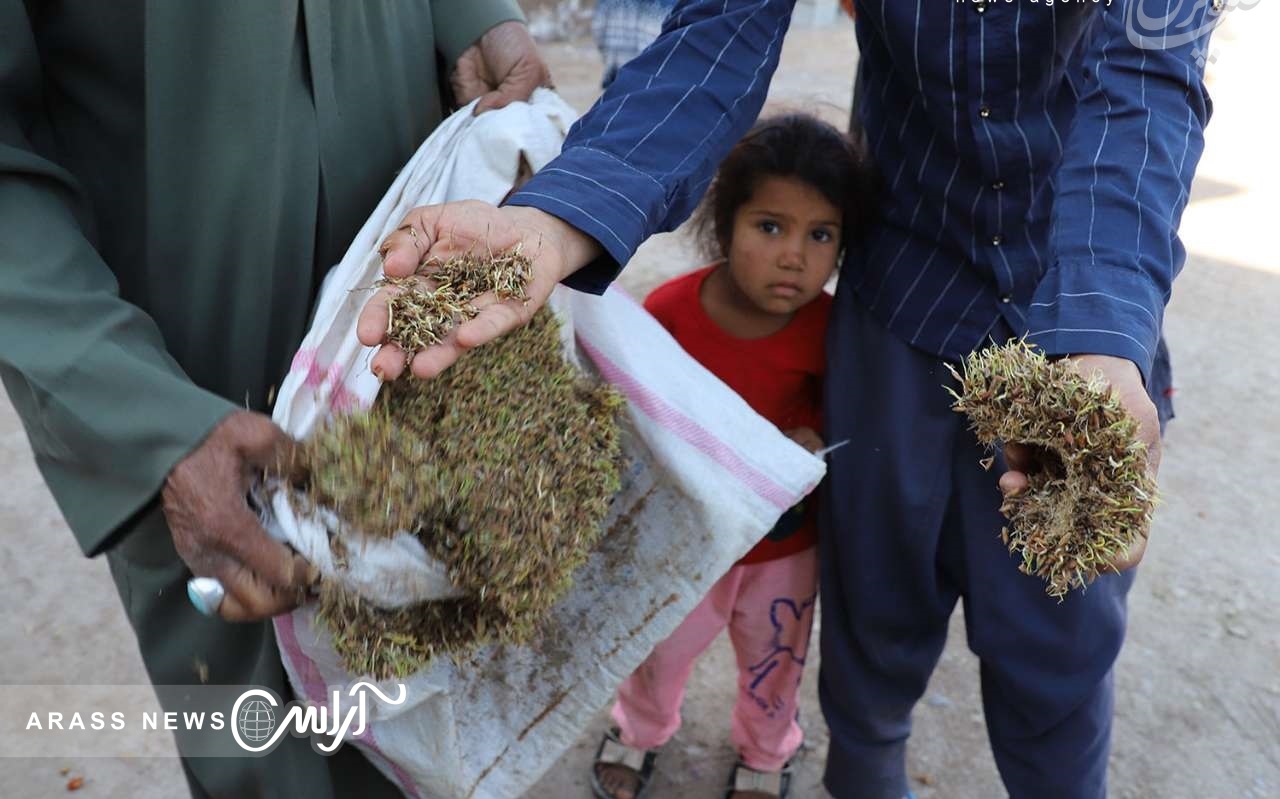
590, 727, 658, 799
722, 757, 793, 798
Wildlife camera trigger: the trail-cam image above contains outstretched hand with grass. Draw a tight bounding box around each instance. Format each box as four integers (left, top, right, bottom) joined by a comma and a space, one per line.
951, 343, 1162, 597
996, 353, 1162, 577
357, 202, 601, 381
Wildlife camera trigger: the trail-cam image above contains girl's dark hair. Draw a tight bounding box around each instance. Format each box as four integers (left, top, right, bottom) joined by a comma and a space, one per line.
692, 113, 877, 260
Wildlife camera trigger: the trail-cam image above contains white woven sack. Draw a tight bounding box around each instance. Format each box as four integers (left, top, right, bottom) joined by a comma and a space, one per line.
267, 91, 826, 798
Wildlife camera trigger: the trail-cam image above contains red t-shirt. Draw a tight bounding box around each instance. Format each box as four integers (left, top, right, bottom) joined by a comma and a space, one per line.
644, 264, 830, 564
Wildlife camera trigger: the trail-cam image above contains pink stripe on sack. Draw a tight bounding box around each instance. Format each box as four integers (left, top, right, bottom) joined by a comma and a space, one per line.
274, 613, 327, 703
274, 615, 423, 799
577, 336, 795, 511
330, 386, 357, 414
305, 362, 326, 389
291, 348, 317, 373
352, 727, 424, 799
326, 362, 345, 388
290, 347, 366, 413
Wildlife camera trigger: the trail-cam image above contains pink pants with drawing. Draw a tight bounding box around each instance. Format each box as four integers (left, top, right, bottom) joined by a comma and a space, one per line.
611, 546, 818, 772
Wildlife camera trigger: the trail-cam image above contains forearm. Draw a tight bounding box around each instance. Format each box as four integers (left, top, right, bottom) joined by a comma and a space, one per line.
1, 38, 235, 555
1029, 0, 1215, 381
506, 0, 796, 292
430, 0, 526, 66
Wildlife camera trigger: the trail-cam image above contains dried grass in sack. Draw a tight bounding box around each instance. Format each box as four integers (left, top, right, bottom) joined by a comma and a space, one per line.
292, 250, 624, 678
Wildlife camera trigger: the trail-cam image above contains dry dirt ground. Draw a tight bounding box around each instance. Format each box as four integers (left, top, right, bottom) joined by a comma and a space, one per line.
3, 9, 1278, 799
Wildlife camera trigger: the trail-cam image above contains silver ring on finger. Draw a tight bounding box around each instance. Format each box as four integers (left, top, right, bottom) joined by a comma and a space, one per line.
186, 576, 227, 617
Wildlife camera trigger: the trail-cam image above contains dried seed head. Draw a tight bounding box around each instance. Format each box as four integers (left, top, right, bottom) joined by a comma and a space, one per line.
378, 246, 533, 360
947, 340, 1157, 599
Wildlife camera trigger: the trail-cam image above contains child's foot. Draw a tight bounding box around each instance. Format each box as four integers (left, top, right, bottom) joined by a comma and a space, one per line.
593, 763, 644, 799
590, 728, 657, 799
724, 759, 792, 799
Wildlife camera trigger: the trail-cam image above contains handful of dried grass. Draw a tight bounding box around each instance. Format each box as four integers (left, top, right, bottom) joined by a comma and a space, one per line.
947, 340, 1157, 599
378, 246, 532, 355
296, 250, 624, 678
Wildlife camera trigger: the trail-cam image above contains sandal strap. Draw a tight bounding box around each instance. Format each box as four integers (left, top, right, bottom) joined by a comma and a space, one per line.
733, 765, 785, 796
597, 737, 650, 773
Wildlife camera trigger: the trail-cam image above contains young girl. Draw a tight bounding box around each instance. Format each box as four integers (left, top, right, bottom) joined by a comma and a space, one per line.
591, 114, 874, 799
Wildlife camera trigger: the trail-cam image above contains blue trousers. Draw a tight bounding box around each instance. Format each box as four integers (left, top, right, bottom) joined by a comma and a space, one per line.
818, 295, 1136, 799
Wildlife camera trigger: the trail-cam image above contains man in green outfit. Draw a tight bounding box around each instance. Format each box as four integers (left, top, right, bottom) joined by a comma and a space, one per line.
0, 2, 547, 795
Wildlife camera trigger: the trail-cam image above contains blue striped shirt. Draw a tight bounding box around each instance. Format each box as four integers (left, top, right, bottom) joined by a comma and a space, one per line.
509, 0, 1217, 382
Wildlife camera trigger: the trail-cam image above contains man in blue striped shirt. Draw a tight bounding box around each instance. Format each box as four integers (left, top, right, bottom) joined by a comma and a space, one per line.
364, 2, 1218, 796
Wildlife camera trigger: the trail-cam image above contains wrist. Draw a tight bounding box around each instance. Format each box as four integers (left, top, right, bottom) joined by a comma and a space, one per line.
1067, 353, 1143, 387
505, 205, 603, 281
478, 19, 528, 47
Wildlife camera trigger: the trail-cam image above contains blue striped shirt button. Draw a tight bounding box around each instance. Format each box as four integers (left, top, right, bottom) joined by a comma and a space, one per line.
991, 234, 1003, 246
1000, 294, 1012, 304
979, 106, 992, 119
974, 0, 987, 14
991, 180, 1005, 191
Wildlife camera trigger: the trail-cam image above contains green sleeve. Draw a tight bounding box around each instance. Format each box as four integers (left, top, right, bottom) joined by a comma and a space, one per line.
430, 0, 526, 69
0, 2, 236, 557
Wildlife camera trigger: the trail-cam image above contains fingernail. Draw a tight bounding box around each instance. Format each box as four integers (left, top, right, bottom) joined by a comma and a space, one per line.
372, 364, 384, 381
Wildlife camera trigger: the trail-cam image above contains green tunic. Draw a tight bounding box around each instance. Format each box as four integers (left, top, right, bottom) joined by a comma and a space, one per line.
1, 1, 522, 795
